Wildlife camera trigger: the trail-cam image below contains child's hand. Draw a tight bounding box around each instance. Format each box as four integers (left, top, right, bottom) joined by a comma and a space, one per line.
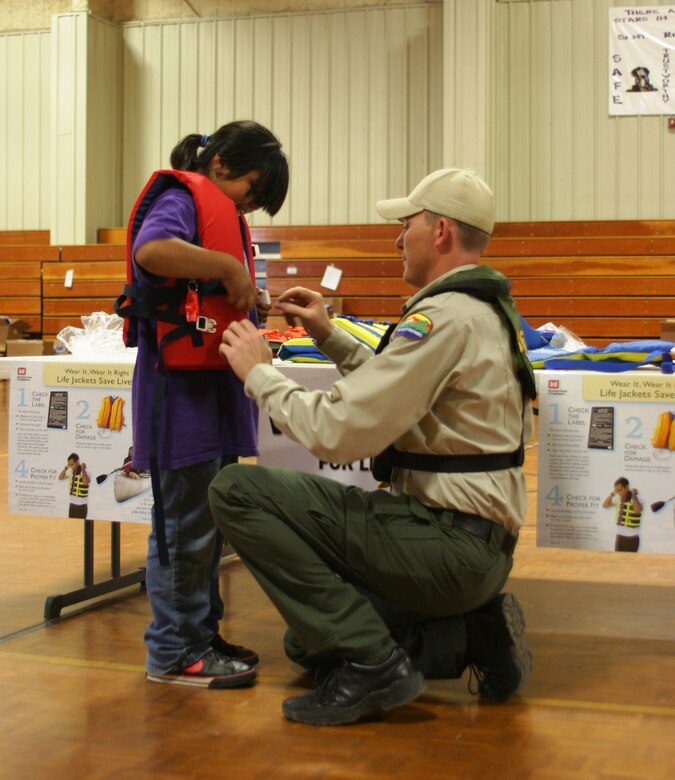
223, 264, 256, 310
256, 288, 271, 324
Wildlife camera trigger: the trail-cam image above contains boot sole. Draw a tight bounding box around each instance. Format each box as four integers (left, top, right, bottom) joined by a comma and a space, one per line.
283, 672, 426, 726
500, 593, 533, 696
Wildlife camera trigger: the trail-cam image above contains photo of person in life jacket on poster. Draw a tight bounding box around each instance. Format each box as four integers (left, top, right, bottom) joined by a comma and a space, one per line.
602, 476, 643, 553
58, 452, 91, 520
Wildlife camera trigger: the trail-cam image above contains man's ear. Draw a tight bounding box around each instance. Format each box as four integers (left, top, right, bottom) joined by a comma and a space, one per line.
434, 216, 454, 251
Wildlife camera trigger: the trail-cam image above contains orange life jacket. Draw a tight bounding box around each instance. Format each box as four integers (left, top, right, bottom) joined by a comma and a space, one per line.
115, 169, 255, 371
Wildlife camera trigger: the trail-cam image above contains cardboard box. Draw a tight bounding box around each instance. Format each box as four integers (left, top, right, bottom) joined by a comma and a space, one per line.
5, 339, 46, 357
661, 320, 675, 343
0, 318, 31, 353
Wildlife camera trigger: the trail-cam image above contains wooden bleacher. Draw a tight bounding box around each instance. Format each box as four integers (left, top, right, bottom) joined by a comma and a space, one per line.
263, 223, 675, 346
0, 245, 59, 336
1, 221, 674, 350
41, 245, 126, 337
0, 230, 50, 246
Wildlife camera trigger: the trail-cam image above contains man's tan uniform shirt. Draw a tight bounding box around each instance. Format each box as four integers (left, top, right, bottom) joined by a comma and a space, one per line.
245, 265, 533, 534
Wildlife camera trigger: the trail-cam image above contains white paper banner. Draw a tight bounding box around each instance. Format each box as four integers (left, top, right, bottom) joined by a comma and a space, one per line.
609, 6, 675, 115
8, 356, 153, 523
538, 371, 675, 555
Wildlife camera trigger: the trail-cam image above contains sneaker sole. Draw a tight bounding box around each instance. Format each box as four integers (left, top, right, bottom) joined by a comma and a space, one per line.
146, 668, 256, 689
499, 593, 533, 696
282, 672, 426, 726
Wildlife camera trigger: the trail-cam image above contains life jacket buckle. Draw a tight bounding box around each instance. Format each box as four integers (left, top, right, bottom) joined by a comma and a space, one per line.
195, 315, 217, 333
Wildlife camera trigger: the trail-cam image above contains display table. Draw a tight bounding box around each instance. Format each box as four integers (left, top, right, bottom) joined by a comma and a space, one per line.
259, 364, 675, 555
6, 354, 145, 618
6, 356, 675, 619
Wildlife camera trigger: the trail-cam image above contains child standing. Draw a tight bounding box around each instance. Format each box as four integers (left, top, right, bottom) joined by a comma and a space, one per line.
122, 120, 288, 688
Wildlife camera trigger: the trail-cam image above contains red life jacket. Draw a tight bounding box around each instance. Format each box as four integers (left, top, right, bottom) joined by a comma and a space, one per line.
115, 169, 255, 370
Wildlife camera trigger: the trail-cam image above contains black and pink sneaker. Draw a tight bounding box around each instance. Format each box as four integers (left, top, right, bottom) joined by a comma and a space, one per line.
211, 635, 259, 666
146, 648, 256, 689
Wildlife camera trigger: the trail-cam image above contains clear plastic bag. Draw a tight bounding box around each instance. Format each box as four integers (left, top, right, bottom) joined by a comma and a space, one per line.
537, 322, 586, 352
56, 311, 136, 357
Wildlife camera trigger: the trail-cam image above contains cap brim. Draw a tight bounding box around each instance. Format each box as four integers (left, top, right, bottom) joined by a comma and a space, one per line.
375, 197, 420, 220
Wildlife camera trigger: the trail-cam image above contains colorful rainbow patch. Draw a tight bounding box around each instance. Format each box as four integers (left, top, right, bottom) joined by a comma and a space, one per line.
396, 313, 433, 341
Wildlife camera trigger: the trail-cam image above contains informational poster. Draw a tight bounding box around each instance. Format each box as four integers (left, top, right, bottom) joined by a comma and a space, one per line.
8, 356, 152, 523
257, 362, 375, 489
609, 6, 675, 115
538, 371, 675, 555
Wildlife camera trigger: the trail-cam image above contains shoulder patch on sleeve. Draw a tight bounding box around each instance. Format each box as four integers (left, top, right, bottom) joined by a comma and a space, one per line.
395, 313, 433, 341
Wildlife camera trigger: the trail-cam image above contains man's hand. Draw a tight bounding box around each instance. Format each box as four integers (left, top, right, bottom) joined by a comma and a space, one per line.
220, 319, 273, 381
276, 286, 333, 344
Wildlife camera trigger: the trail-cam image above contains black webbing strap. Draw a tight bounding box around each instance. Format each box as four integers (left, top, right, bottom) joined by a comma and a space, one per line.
389, 444, 524, 473
370, 272, 532, 481
149, 371, 170, 566
116, 278, 229, 566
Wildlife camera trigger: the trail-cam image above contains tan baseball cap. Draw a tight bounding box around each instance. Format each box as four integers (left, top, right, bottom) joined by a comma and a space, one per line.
376, 168, 495, 234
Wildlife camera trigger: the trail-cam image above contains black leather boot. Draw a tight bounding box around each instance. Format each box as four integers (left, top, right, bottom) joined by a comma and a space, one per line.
465, 592, 532, 701
282, 646, 425, 725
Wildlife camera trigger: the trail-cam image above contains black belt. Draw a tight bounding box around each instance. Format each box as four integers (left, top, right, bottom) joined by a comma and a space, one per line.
452, 511, 518, 556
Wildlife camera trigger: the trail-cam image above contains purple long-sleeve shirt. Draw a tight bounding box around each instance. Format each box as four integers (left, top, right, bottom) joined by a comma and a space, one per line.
130, 184, 258, 470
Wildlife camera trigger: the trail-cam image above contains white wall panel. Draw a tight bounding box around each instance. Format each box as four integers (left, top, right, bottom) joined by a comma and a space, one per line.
251, 16, 274, 129
233, 18, 255, 118
0, 30, 50, 231
345, 11, 369, 223
406, 6, 432, 185
160, 24, 181, 168
308, 13, 330, 224
365, 11, 388, 219
505, 1, 532, 217
444, 0, 492, 174
529, 2, 551, 217
179, 21, 199, 132
326, 12, 349, 223
120, 6, 444, 225
8, 1, 669, 231
289, 15, 313, 224
51, 13, 86, 243
51, 13, 121, 243
196, 21, 217, 133
86, 16, 122, 237
6, 35, 25, 229
495, 0, 674, 221
570, 0, 597, 218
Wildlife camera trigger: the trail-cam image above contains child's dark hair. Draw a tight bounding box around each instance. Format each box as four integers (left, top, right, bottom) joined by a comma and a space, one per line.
170, 120, 288, 216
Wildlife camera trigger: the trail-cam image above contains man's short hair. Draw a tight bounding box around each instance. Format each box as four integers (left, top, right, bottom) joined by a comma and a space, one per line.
425, 211, 491, 254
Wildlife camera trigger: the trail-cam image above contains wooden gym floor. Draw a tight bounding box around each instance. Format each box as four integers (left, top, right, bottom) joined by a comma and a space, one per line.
1, 378, 675, 779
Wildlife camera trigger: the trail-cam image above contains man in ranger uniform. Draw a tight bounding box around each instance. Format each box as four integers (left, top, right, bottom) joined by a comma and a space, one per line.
210, 168, 536, 725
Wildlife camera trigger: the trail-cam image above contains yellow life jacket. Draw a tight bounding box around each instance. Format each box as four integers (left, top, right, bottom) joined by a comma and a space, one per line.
616, 500, 641, 528
70, 469, 89, 498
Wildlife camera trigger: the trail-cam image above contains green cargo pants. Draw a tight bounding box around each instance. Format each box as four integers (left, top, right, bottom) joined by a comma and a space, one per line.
209, 463, 515, 678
